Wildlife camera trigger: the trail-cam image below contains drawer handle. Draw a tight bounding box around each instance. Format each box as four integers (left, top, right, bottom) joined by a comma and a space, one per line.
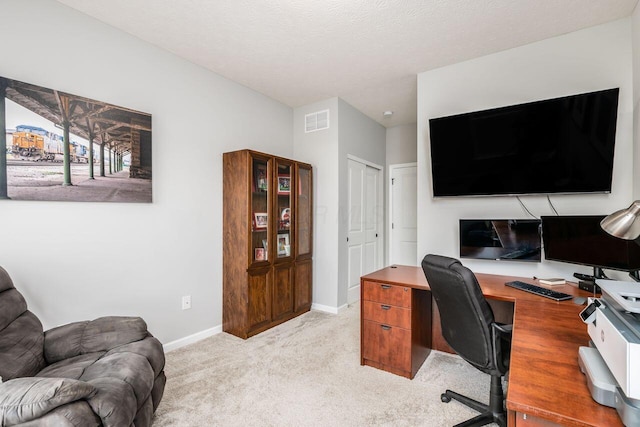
381, 325, 391, 331
381, 284, 392, 290
381, 305, 391, 310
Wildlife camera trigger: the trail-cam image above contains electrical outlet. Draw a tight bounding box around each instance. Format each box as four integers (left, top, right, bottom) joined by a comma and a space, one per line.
182, 295, 191, 310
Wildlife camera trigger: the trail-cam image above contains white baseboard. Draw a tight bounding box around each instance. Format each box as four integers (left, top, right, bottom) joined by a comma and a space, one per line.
311, 302, 349, 314
336, 303, 349, 314
348, 284, 361, 306
164, 302, 353, 351
163, 325, 222, 352
311, 302, 338, 313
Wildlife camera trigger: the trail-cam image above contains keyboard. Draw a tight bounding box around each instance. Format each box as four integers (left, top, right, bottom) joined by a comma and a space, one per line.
505, 280, 573, 301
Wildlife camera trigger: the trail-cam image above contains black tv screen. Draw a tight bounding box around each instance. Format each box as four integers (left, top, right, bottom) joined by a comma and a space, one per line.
459, 219, 541, 262
429, 88, 619, 197
541, 215, 640, 272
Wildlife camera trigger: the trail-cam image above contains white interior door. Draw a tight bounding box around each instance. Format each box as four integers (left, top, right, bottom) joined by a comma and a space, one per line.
390, 164, 417, 266
364, 166, 382, 274
348, 158, 383, 304
348, 159, 365, 304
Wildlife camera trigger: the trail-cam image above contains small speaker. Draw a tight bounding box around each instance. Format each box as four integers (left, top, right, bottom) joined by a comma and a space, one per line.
579, 280, 601, 294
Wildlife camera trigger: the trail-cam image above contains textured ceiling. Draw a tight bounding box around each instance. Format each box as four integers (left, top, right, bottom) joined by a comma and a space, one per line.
55, 0, 638, 127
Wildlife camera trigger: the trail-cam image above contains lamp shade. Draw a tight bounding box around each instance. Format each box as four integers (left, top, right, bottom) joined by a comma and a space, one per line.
600, 200, 640, 240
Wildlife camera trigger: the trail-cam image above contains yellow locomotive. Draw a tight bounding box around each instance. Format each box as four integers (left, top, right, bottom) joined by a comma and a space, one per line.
11, 125, 88, 162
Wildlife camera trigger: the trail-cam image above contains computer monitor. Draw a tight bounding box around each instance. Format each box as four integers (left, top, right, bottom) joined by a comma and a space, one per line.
459, 219, 541, 262
541, 215, 640, 278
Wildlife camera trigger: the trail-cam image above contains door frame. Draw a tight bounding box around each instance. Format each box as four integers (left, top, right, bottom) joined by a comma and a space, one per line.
388, 162, 417, 266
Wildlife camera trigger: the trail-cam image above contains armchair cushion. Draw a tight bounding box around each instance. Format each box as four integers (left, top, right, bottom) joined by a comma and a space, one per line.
0, 377, 96, 426
37, 337, 165, 426
44, 317, 148, 364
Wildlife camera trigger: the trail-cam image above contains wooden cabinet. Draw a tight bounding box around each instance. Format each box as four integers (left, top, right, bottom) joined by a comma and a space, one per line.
223, 149, 312, 339
360, 280, 431, 379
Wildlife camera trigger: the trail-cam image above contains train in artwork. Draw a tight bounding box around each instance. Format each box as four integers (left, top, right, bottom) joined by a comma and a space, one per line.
9, 124, 92, 163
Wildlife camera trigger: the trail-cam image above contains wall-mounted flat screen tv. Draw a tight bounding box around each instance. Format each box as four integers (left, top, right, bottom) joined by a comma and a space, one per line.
429, 88, 619, 197
541, 215, 640, 273
459, 219, 541, 262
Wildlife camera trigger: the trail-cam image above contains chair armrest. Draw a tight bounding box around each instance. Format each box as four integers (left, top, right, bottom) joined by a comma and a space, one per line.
44, 316, 148, 364
493, 323, 513, 336
492, 322, 513, 374
0, 377, 96, 425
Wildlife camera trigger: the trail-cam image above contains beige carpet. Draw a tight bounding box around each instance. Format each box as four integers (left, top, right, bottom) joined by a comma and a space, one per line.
153, 304, 498, 426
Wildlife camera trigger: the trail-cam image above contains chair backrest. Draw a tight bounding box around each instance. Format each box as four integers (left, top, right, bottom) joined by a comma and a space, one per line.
421, 254, 495, 372
0, 266, 46, 380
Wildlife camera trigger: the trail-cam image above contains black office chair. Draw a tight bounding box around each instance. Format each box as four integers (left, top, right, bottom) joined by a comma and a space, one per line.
421, 254, 512, 427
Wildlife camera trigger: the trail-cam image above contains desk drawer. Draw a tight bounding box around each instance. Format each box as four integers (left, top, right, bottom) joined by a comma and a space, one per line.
362, 281, 411, 308
362, 300, 411, 329
514, 411, 563, 426
362, 320, 411, 369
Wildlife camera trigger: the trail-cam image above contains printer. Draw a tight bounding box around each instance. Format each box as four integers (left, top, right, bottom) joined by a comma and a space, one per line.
578, 279, 640, 426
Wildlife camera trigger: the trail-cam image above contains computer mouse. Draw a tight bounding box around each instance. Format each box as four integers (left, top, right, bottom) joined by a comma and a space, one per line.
572, 296, 587, 305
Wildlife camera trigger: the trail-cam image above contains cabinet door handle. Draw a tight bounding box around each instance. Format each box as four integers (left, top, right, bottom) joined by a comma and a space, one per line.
381, 305, 391, 310
381, 284, 392, 290
381, 325, 391, 331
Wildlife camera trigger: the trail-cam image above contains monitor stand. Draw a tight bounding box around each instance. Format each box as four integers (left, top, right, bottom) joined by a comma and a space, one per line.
575, 269, 640, 285
594, 267, 609, 279
573, 267, 609, 282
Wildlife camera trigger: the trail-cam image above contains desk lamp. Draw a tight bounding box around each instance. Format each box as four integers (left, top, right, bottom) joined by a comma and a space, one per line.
601, 200, 640, 281
600, 200, 640, 240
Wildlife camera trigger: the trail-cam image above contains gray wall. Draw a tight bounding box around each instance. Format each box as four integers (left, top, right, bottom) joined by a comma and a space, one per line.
0, 0, 293, 345
386, 124, 417, 166
293, 98, 340, 310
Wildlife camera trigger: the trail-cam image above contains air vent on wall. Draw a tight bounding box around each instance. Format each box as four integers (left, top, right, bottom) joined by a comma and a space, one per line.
305, 109, 329, 133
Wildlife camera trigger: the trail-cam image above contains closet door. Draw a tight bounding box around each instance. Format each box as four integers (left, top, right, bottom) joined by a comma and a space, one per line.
347, 158, 382, 304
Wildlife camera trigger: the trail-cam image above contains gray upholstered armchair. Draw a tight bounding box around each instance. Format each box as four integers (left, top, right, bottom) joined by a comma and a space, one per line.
0, 266, 166, 426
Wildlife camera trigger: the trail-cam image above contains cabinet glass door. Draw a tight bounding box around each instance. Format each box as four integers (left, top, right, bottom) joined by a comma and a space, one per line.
275, 161, 292, 259
251, 156, 269, 263
296, 165, 312, 257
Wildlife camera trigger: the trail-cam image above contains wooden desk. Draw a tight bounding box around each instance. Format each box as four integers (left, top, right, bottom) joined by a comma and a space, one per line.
360, 265, 622, 427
